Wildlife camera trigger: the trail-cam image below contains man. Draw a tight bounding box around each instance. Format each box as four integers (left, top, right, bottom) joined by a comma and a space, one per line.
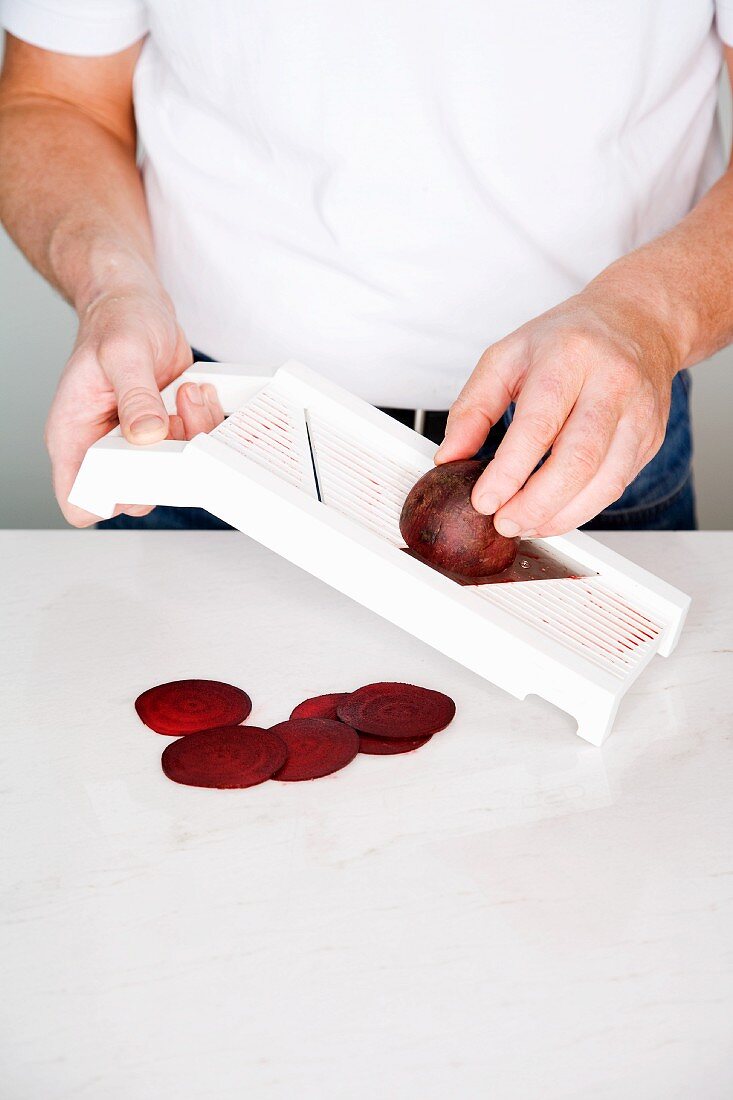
1, 2, 732, 534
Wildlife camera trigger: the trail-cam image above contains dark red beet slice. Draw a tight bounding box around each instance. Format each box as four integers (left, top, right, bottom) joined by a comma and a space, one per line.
290, 693, 350, 721
161, 726, 286, 789
269, 718, 359, 782
400, 460, 518, 578
135, 679, 252, 735
337, 682, 455, 739
358, 732, 433, 755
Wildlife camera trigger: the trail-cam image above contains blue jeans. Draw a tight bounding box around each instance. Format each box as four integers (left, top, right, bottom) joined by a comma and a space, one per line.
99, 356, 696, 531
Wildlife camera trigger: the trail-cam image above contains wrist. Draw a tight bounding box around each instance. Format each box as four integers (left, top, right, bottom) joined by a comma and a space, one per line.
77, 271, 175, 330
48, 217, 162, 317
584, 256, 697, 374
578, 269, 686, 380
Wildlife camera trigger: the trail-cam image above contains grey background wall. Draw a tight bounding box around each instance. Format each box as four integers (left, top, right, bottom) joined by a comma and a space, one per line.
1, 74, 732, 528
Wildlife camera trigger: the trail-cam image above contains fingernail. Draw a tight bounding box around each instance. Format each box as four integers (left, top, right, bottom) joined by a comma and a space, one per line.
495, 518, 520, 537
129, 415, 165, 441
475, 494, 500, 516
201, 384, 218, 407
186, 383, 204, 405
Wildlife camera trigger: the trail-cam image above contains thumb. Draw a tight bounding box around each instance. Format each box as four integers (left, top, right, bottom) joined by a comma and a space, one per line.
435, 340, 519, 464
101, 339, 169, 444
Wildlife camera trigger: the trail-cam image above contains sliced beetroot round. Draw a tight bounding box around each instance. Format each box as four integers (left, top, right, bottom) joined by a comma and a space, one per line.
337, 682, 455, 739
161, 726, 286, 789
358, 732, 433, 755
135, 679, 252, 735
290, 693, 351, 722
269, 718, 359, 782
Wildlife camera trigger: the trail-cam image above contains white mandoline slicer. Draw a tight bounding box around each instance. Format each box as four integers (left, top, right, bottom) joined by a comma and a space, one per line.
70, 360, 690, 745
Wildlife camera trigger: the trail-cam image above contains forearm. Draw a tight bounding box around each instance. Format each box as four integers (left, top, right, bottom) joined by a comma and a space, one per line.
0, 96, 158, 314
584, 165, 733, 371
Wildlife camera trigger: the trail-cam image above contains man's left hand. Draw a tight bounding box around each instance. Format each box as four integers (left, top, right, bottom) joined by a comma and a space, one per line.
435, 291, 679, 537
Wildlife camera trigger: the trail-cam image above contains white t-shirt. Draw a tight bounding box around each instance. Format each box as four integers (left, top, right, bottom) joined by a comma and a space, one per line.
2, 1, 732, 407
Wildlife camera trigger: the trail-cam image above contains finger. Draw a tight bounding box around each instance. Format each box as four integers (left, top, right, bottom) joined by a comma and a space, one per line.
491, 392, 620, 537
47, 413, 107, 526
60, 501, 103, 528
49, 405, 159, 528
57, 461, 154, 523
201, 383, 225, 428
167, 414, 186, 441
435, 341, 520, 463
53, 464, 154, 527
176, 382, 221, 438
528, 418, 646, 535
115, 504, 156, 518
99, 338, 169, 444
471, 365, 580, 524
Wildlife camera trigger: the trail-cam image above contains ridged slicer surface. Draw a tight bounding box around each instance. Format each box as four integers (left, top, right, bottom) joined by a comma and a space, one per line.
475, 580, 660, 680
308, 412, 424, 545
212, 387, 312, 493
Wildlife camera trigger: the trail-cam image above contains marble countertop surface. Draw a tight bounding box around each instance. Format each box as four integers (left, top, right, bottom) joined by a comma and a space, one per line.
1, 531, 731, 1099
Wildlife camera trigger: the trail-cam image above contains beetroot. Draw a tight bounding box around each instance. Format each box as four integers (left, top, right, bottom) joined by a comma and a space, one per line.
269, 718, 359, 782
135, 679, 252, 735
337, 682, 455, 739
399, 460, 518, 578
290, 693, 350, 721
358, 732, 433, 755
161, 726, 286, 789
291, 692, 434, 754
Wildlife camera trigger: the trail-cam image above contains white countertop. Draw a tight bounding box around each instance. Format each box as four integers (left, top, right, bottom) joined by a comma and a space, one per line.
1, 531, 732, 1099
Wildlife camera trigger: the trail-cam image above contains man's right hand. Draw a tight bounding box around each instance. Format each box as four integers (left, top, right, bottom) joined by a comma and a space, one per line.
45, 283, 224, 526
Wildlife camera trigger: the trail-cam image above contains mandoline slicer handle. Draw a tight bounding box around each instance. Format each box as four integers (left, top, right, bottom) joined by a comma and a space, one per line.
67, 362, 274, 519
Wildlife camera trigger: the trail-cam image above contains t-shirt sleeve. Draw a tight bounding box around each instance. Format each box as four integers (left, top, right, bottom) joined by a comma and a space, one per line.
716, 1, 733, 46
0, 0, 148, 56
